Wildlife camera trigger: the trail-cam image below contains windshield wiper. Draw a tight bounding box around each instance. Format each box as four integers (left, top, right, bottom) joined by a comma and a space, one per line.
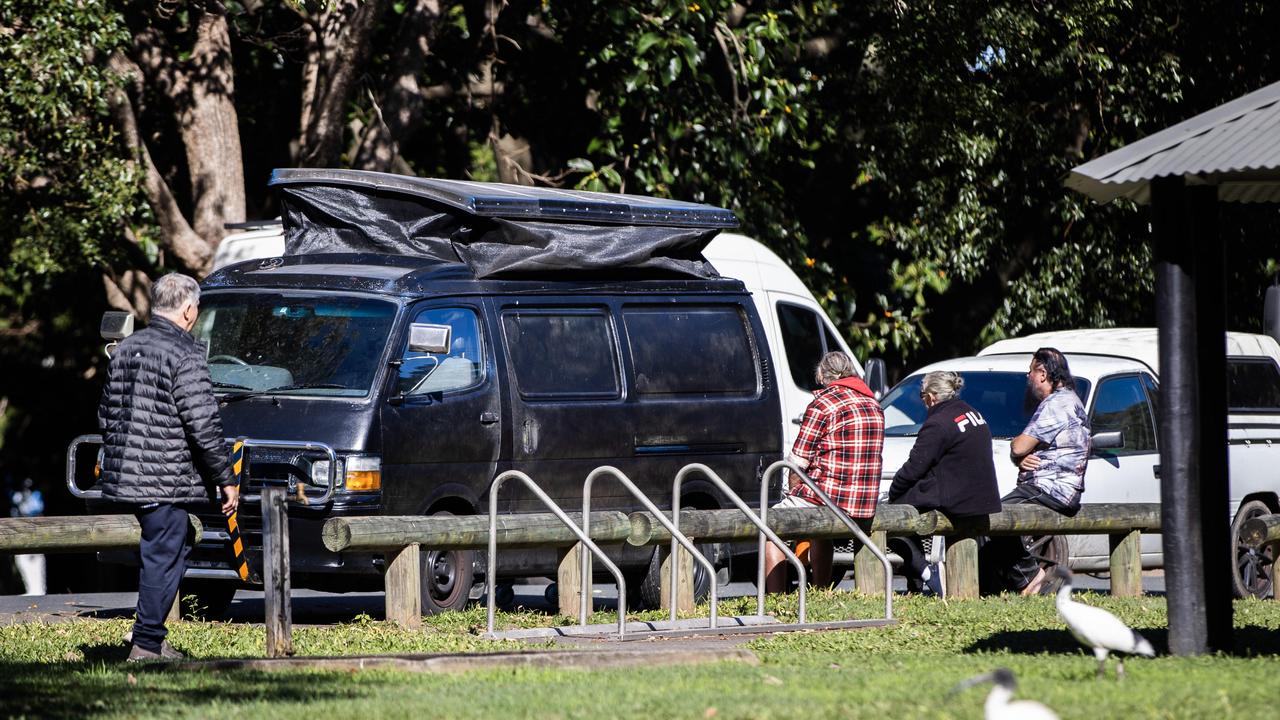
212, 381, 254, 391
219, 383, 350, 404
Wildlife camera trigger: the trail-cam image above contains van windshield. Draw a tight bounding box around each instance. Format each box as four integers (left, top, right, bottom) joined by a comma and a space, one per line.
193, 293, 397, 397
881, 372, 1091, 439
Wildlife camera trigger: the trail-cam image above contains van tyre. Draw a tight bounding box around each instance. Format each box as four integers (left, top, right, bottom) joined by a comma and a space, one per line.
1023, 534, 1069, 595
1232, 499, 1274, 599
179, 578, 238, 620
419, 511, 475, 614
634, 544, 715, 610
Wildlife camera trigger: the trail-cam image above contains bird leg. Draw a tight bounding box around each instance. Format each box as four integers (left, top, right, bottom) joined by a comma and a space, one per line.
1116, 658, 1126, 679
1094, 648, 1109, 679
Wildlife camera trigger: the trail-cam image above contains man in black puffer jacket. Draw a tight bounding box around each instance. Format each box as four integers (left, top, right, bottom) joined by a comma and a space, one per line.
887, 370, 1000, 594
99, 273, 239, 661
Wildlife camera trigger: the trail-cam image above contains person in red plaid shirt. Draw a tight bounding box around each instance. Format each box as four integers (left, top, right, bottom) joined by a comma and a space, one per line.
765, 352, 885, 592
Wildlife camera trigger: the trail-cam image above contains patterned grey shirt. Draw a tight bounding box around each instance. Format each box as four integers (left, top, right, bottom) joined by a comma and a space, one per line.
1018, 387, 1090, 504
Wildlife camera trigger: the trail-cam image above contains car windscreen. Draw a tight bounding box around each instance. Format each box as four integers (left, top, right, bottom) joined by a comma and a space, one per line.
881, 371, 1091, 439
193, 292, 397, 397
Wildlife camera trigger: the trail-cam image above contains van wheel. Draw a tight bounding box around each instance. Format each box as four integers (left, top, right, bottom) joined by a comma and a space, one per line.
419, 511, 475, 614
1232, 500, 1274, 599
634, 544, 715, 610
179, 579, 238, 620
1024, 534, 1069, 595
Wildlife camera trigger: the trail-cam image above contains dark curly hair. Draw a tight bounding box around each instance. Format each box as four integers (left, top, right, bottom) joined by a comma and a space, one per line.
1032, 347, 1074, 391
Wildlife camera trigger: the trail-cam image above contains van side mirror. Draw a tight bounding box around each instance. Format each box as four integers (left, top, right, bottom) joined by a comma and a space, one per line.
408, 323, 452, 354
100, 311, 134, 341
1092, 430, 1125, 450
864, 357, 888, 399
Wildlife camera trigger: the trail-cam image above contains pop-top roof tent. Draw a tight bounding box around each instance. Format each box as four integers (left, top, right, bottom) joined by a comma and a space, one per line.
1067, 78, 1280, 657
267, 169, 739, 279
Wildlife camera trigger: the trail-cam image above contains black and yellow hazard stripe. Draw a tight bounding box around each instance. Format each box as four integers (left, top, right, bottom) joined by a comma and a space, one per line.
227, 439, 251, 582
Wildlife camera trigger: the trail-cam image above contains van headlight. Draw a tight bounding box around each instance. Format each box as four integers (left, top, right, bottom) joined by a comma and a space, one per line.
311, 455, 382, 492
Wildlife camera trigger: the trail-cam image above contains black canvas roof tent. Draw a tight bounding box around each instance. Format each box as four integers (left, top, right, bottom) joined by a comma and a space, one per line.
268, 169, 738, 278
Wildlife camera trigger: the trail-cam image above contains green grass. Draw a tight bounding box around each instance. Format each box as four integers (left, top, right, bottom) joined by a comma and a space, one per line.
4, 592, 1280, 718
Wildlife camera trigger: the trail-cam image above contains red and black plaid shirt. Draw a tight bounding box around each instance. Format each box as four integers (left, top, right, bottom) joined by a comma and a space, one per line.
789, 380, 884, 519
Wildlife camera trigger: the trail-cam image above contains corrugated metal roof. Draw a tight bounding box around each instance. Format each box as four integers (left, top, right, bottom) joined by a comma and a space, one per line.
269, 168, 739, 228
1067, 80, 1280, 204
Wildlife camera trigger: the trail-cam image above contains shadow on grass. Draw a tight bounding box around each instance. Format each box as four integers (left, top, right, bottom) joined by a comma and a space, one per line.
967, 625, 1280, 658
0, 642, 388, 719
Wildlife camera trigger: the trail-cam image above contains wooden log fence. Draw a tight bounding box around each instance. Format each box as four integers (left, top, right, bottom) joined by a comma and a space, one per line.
1, 502, 1164, 643
0, 513, 204, 623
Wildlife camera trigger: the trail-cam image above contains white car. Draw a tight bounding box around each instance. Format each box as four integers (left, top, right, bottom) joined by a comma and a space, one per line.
879, 328, 1280, 597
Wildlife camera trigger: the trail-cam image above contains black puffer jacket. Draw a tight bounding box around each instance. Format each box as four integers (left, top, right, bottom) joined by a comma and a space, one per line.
98, 316, 234, 504
887, 397, 1001, 517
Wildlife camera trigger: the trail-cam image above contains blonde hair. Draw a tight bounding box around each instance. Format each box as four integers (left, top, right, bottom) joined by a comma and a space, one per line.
921, 370, 964, 401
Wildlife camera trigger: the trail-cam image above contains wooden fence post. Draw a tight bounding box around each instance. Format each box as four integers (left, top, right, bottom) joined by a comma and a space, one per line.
385, 543, 422, 628
659, 544, 694, 613
261, 487, 293, 657
945, 536, 980, 599
556, 543, 585, 616
1109, 530, 1143, 597
855, 531, 888, 595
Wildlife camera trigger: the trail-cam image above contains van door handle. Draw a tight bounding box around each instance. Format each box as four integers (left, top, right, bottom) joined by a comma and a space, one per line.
480, 412, 499, 425
791, 416, 804, 426
1153, 465, 1160, 479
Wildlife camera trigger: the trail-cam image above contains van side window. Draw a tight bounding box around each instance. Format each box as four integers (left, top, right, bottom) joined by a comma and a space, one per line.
1227, 358, 1280, 412
502, 309, 619, 398
623, 305, 758, 397
777, 302, 826, 391
397, 307, 484, 396
1090, 374, 1157, 455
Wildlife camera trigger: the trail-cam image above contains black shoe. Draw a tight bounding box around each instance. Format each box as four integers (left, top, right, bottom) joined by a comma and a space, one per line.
923, 563, 943, 596
127, 644, 162, 662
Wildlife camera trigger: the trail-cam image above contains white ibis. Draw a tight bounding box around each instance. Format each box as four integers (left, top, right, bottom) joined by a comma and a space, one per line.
954, 668, 1059, 720
1054, 566, 1155, 677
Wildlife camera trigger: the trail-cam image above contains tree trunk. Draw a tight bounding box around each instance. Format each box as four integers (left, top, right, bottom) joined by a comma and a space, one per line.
353, 0, 442, 173
178, 12, 245, 249
296, 0, 388, 168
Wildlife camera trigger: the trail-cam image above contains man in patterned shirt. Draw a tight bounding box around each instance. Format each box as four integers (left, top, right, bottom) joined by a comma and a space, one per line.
985, 347, 1090, 595
765, 352, 884, 592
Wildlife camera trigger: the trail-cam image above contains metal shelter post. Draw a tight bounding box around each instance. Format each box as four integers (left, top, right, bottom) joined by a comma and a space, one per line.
580, 466, 718, 628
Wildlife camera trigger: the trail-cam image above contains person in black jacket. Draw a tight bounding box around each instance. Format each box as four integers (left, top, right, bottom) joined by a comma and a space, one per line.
887, 371, 1000, 593
99, 273, 239, 661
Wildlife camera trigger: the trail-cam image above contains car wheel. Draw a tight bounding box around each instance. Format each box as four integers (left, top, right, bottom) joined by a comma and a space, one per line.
1023, 534, 1069, 595
179, 578, 238, 620
1232, 499, 1274, 599
419, 511, 475, 615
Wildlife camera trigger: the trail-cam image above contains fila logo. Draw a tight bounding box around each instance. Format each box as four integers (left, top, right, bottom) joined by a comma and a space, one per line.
954, 411, 987, 433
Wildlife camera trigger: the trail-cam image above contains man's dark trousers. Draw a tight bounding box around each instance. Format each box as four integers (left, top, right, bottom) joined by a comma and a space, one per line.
132, 504, 192, 652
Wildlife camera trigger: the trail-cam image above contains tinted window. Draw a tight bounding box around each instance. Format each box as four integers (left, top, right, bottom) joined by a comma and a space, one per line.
777, 303, 824, 391
1090, 375, 1157, 454
881, 372, 1091, 439
502, 310, 619, 398
624, 305, 757, 396
1227, 358, 1280, 411
396, 307, 484, 396
194, 293, 395, 397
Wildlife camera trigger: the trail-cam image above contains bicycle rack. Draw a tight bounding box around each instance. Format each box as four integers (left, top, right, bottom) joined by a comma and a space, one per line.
581, 465, 718, 628
67, 434, 338, 505
673, 463, 810, 622
760, 460, 894, 622
487, 469, 630, 639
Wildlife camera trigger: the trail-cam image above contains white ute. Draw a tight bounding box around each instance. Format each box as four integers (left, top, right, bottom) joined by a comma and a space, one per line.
878, 327, 1280, 597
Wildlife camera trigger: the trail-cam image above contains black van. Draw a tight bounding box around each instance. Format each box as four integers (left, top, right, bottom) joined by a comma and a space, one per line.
122, 170, 783, 616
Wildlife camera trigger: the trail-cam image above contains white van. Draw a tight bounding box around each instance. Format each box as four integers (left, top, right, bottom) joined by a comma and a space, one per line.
215, 226, 880, 456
